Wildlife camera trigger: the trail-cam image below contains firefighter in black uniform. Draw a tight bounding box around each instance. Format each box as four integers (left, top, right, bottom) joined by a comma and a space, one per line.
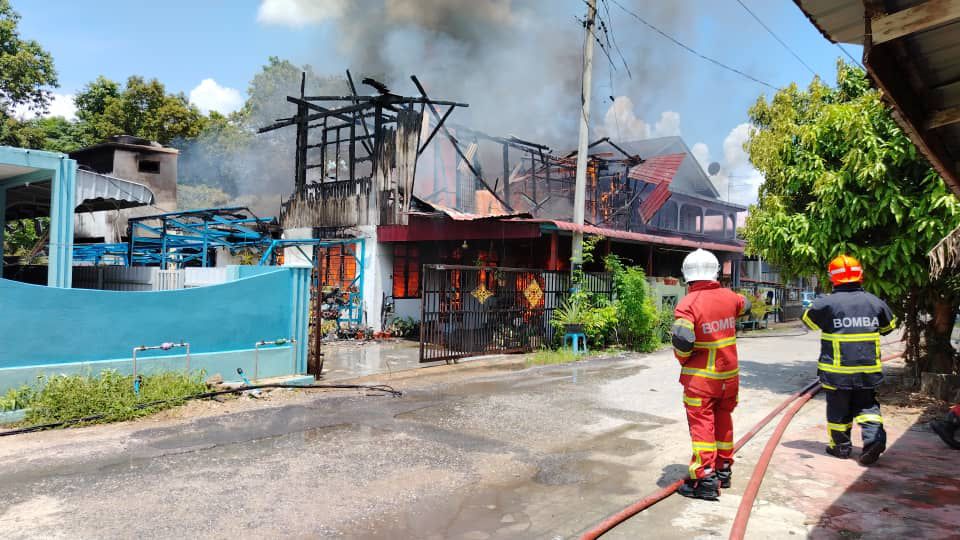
802, 254, 897, 465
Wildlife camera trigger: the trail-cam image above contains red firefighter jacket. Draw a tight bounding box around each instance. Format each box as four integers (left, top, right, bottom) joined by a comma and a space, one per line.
672, 281, 749, 396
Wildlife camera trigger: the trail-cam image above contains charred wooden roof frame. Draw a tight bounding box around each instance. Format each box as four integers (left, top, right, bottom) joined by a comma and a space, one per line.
258, 71, 518, 216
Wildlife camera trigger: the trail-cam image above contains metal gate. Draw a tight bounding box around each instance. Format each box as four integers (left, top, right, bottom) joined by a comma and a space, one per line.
419, 265, 611, 363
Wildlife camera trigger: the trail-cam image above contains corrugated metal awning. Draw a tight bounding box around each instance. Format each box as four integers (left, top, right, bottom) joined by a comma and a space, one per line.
515, 218, 746, 253
75, 170, 155, 213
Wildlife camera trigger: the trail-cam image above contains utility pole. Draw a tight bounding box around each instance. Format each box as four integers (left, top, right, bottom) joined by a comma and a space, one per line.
571, 0, 597, 276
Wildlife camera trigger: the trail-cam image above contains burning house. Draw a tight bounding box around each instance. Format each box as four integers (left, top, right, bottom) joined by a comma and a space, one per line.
261, 73, 745, 361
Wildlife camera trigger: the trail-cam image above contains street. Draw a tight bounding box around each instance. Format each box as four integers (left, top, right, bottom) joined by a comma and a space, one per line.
0, 327, 919, 539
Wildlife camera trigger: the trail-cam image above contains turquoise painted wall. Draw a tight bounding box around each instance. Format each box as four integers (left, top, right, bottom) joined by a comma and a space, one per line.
0, 267, 310, 392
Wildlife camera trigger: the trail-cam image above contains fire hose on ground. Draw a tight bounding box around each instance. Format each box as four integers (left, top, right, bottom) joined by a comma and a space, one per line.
580, 350, 905, 540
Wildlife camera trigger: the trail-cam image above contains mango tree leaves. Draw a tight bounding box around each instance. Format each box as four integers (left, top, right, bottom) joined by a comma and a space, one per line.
742, 61, 960, 310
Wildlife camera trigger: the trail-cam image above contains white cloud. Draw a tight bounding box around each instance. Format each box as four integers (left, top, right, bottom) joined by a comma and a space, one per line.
601, 96, 681, 141
13, 93, 77, 121
189, 79, 245, 115
256, 0, 344, 27
696, 123, 764, 206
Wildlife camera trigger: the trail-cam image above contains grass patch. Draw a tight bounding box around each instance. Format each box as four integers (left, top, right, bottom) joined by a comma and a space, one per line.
21, 370, 207, 426
527, 349, 580, 366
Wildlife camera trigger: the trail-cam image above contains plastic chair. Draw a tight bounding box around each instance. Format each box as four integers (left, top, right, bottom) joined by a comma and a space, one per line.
563, 333, 588, 354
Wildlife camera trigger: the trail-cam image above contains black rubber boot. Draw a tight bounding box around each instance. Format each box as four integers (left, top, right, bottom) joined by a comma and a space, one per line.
677, 474, 720, 501
825, 445, 851, 459
716, 464, 732, 489
931, 412, 960, 450
859, 440, 886, 465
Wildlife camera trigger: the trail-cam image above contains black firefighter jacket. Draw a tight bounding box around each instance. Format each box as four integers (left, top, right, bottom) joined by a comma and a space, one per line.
801, 283, 897, 390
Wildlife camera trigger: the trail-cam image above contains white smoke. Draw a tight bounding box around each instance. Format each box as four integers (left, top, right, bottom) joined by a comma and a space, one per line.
695, 123, 763, 206
600, 96, 681, 140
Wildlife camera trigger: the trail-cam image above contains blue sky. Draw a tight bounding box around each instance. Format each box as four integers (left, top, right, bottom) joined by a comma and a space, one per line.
11, 0, 857, 204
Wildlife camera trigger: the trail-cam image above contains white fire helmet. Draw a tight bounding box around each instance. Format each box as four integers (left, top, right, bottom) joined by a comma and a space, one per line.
682, 248, 720, 282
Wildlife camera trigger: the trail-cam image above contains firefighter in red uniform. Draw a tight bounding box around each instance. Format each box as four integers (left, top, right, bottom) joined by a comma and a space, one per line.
802, 254, 897, 465
671, 249, 750, 500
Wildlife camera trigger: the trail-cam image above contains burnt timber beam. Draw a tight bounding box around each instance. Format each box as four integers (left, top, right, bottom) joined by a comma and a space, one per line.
346, 70, 378, 156
447, 122, 555, 153
287, 97, 376, 122
410, 75, 513, 212
871, 0, 960, 44
502, 143, 511, 205
926, 105, 960, 129
417, 105, 456, 156
302, 94, 465, 107
864, 8, 960, 196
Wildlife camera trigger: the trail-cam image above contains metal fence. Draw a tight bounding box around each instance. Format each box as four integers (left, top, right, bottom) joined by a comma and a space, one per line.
419, 265, 612, 363
71, 267, 234, 291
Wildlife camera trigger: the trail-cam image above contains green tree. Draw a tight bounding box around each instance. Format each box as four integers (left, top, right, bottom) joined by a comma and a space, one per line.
0, 0, 57, 115
0, 0, 59, 148
29, 116, 85, 152
742, 61, 960, 373
74, 75, 206, 145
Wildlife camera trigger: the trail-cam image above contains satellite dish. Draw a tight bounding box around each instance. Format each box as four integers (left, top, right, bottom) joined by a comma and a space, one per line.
707, 162, 721, 176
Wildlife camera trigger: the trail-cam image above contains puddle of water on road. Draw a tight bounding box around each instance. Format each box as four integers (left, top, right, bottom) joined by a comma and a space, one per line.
340, 420, 655, 539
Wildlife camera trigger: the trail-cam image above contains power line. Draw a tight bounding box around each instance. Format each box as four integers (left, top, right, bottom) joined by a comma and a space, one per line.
734, 0, 820, 78
836, 43, 865, 69
609, 0, 777, 91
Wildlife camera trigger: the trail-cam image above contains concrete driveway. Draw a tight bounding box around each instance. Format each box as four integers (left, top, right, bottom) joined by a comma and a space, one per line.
0, 326, 923, 539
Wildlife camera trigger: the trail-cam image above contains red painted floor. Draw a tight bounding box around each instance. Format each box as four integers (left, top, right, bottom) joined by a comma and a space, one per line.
771, 418, 960, 539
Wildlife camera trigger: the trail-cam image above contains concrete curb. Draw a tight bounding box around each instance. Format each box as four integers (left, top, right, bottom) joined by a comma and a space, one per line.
0, 409, 27, 424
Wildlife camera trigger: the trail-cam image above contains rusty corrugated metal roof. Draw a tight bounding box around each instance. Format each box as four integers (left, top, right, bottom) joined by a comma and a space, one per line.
515, 218, 745, 253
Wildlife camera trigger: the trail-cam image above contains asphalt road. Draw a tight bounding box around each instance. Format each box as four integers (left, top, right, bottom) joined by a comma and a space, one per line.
1, 325, 877, 539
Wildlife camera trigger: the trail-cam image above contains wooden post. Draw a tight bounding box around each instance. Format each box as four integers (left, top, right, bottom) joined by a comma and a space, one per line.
502, 144, 511, 209
548, 232, 560, 271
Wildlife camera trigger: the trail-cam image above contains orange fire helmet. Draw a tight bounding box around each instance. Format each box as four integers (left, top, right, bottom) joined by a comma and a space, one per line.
828, 254, 863, 286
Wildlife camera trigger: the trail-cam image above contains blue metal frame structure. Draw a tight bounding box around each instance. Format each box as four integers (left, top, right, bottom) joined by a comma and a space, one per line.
259, 238, 366, 326
123, 207, 278, 269
73, 243, 131, 266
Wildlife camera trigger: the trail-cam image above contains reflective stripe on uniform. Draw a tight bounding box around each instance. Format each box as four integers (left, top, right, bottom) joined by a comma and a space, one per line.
675, 349, 692, 358
821, 332, 881, 367
822, 332, 880, 342
674, 318, 695, 330
880, 316, 898, 333
689, 441, 717, 479
855, 414, 883, 424
683, 336, 738, 379
682, 366, 739, 379
828, 422, 852, 431
818, 362, 881, 374
689, 453, 702, 479
716, 441, 734, 450
822, 383, 837, 390
802, 309, 820, 331
683, 395, 702, 407
694, 337, 738, 349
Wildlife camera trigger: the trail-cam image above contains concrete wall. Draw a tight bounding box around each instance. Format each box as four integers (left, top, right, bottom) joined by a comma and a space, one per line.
111, 149, 177, 211
359, 225, 388, 331
394, 299, 421, 322
648, 276, 687, 309
0, 267, 310, 393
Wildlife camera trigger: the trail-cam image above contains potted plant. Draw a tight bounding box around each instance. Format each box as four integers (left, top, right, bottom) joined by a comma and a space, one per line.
554, 295, 586, 335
